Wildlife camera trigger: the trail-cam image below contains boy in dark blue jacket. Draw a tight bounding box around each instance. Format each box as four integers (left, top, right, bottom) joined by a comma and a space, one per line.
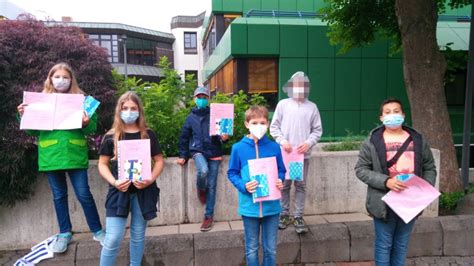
227, 105, 285, 265
177, 87, 228, 231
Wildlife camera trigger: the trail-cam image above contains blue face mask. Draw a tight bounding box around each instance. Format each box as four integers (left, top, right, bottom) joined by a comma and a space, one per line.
120, 111, 139, 124
195, 98, 208, 109
383, 114, 404, 129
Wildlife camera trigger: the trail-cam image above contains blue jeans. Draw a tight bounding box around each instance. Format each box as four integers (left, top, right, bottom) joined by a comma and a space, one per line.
373, 208, 416, 266
100, 194, 147, 266
193, 153, 220, 218
242, 214, 279, 266
46, 169, 102, 234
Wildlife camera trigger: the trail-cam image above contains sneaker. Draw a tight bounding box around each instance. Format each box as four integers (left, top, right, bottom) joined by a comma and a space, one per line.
51, 232, 72, 253
294, 216, 308, 234
197, 189, 207, 205
278, 215, 291, 230
200, 216, 214, 232
93, 230, 106, 246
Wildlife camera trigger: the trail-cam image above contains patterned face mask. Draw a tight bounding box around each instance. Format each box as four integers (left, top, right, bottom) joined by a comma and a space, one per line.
283, 71, 310, 99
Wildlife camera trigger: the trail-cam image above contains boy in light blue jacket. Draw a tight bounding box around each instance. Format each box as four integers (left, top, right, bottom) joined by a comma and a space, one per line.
227, 105, 286, 266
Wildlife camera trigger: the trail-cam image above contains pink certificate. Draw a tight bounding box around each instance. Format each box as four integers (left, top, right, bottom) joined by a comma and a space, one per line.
117, 139, 152, 181
248, 156, 281, 203
209, 103, 234, 136
20, 92, 84, 130
281, 147, 305, 180
382, 175, 440, 223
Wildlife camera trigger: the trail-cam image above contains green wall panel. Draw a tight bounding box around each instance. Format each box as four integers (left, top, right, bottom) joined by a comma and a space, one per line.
314, 0, 326, 12
279, 0, 297, 11
335, 59, 361, 110
222, 0, 243, 13
335, 111, 360, 137
297, 0, 314, 12
361, 40, 388, 58
262, 0, 279, 10
361, 59, 387, 110
231, 18, 248, 55
387, 58, 409, 107
247, 18, 280, 55
279, 19, 307, 58
360, 110, 381, 134
308, 58, 334, 111
212, 0, 223, 12
320, 111, 334, 140
243, 0, 262, 14
278, 58, 308, 99
308, 23, 335, 58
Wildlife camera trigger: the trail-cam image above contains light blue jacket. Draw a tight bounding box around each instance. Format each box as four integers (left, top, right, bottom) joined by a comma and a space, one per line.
227, 135, 286, 218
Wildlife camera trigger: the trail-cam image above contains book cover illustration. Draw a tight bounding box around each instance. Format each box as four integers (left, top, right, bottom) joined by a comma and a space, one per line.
250, 173, 270, 199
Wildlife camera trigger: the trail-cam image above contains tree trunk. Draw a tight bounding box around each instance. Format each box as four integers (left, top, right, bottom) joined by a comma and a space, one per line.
395, 0, 463, 192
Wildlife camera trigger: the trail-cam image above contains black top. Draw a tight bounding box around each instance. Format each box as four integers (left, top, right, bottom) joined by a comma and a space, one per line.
99, 129, 162, 220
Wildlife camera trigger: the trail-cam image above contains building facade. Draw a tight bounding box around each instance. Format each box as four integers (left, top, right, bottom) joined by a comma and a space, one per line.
201, 0, 472, 153
46, 20, 175, 82
171, 12, 206, 85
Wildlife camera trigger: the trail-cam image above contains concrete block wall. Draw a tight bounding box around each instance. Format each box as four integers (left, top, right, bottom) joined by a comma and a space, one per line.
0, 150, 440, 250
8, 215, 473, 265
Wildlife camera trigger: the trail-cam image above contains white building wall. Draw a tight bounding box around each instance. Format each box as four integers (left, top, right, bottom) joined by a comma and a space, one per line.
172, 27, 204, 86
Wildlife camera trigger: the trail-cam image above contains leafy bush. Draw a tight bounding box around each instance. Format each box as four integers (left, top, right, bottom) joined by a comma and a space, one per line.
439, 191, 465, 210
114, 57, 268, 157
322, 131, 365, 151
0, 16, 116, 206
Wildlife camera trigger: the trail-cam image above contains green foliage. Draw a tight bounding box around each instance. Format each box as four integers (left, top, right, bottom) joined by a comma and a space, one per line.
442, 43, 469, 84
322, 0, 470, 54
439, 191, 465, 210
114, 56, 196, 157
114, 58, 267, 157
211, 91, 267, 154
322, 131, 365, 151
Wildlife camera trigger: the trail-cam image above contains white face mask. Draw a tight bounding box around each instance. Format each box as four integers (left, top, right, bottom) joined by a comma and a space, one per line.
248, 124, 268, 140
52, 77, 71, 92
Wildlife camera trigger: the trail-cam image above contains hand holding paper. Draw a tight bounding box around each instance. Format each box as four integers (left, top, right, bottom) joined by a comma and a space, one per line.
382, 175, 440, 223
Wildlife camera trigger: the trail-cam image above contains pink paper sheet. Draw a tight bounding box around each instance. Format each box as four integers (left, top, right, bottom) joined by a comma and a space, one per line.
117, 139, 152, 181
281, 147, 305, 180
248, 156, 281, 203
382, 175, 440, 223
20, 92, 84, 130
209, 103, 234, 136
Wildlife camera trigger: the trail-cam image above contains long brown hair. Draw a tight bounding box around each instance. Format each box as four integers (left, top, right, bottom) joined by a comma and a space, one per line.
43, 62, 84, 94
107, 91, 149, 159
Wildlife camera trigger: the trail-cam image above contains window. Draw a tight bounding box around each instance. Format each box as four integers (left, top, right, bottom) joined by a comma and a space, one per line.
184, 32, 197, 54
248, 59, 278, 94
87, 34, 119, 63
185, 70, 198, 81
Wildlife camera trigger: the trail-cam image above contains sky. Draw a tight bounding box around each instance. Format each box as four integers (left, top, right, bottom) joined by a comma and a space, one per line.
8, 0, 211, 32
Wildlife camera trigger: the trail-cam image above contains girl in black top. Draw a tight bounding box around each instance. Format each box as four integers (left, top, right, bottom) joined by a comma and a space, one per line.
98, 91, 164, 266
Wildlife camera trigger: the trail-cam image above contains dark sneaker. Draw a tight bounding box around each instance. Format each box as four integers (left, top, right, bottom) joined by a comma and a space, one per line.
294, 216, 308, 234
200, 217, 214, 232
197, 189, 207, 204
278, 215, 291, 230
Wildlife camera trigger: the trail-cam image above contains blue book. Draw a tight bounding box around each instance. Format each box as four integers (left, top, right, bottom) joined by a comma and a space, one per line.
288, 162, 304, 181
83, 95, 100, 117
396, 173, 414, 182
250, 174, 270, 199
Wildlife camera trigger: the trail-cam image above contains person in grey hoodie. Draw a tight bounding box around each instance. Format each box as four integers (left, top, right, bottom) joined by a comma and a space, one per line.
270, 71, 323, 234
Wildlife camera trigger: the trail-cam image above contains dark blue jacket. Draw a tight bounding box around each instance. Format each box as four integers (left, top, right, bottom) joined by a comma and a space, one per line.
178, 107, 223, 159
227, 135, 286, 218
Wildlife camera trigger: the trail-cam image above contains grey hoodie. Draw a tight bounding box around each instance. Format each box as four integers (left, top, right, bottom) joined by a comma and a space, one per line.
270, 98, 322, 158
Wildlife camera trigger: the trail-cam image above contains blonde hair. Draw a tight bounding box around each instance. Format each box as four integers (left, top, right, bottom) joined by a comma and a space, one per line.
245, 105, 269, 122
43, 63, 84, 94
106, 91, 149, 159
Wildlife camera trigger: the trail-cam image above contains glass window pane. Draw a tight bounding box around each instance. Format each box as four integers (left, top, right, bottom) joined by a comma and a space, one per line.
89, 34, 99, 39
101, 41, 112, 55
112, 35, 117, 40
101, 35, 111, 40
113, 51, 119, 57
248, 59, 278, 94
